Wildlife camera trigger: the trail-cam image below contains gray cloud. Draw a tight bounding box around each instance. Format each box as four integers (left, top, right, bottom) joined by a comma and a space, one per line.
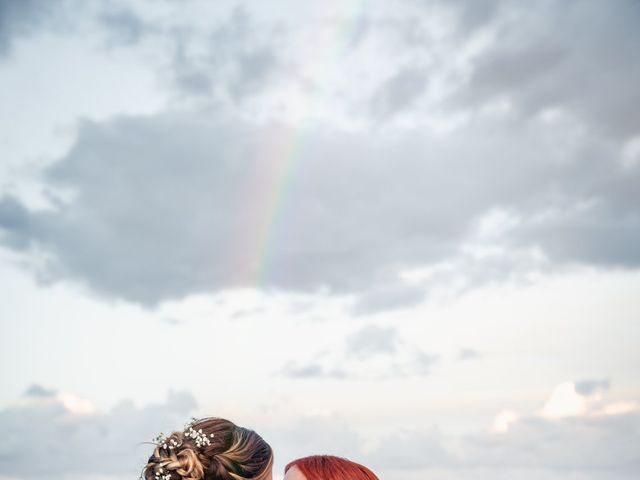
230, 306, 267, 320
169, 6, 280, 102
280, 325, 437, 380
1, 1, 639, 311
346, 325, 398, 359
1, 107, 638, 306
280, 350, 438, 381
350, 282, 426, 315
457, 348, 480, 361
1, 1, 280, 103
23, 383, 57, 397
0, 195, 31, 249
460, 412, 640, 473
265, 402, 638, 478
98, 7, 147, 47
265, 414, 362, 468
366, 411, 640, 479
0, 0, 62, 57
370, 67, 429, 119
411, 350, 438, 376
0, 386, 196, 478
575, 379, 610, 397
280, 362, 348, 380
451, 0, 640, 140
446, 0, 506, 33
368, 426, 452, 470
265, 396, 640, 479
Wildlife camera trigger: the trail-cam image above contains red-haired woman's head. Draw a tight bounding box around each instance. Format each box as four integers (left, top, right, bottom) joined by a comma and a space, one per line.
284, 455, 379, 480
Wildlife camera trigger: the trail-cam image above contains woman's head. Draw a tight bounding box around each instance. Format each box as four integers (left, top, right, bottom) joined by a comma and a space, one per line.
142, 417, 273, 480
284, 455, 379, 480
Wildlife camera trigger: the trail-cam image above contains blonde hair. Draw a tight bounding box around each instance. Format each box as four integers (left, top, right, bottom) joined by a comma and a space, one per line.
142, 417, 273, 480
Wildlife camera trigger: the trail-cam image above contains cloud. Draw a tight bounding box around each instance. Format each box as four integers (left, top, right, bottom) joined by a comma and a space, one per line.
451, 0, 640, 139
463, 411, 640, 473
2, 106, 638, 307
23, 383, 57, 398
3, 383, 639, 480
457, 348, 480, 361
98, 7, 147, 47
0, 385, 197, 478
346, 325, 398, 359
280, 362, 348, 380
446, 0, 506, 32
575, 379, 610, 397
540, 382, 590, 418
169, 6, 280, 102
369, 67, 429, 120
0, 195, 33, 249
280, 349, 438, 381
0, 0, 63, 57
411, 350, 438, 376
365, 383, 640, 479
1, 2, 639, 311
1, 1, 279, 104
367, 426, 453, 470
280, 325, 437, 380
266, 413, 362, 467
349, 282, 426, 315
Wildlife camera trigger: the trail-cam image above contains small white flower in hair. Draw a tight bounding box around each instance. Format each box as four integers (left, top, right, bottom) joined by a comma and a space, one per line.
183, 419, 213, 448
151, 417, 211, 459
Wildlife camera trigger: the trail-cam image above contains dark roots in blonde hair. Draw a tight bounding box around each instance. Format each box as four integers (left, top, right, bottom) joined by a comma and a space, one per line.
142, 417, 273, 480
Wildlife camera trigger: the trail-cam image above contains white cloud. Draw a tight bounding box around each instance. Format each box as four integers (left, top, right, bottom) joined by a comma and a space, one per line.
541, 382, 589, 418
491, 410, 518, 433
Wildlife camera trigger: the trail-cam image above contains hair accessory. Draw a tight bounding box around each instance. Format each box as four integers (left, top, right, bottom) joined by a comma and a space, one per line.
184, 417, 215, 448
152, 432, 183, 451
151, 418, 215, 452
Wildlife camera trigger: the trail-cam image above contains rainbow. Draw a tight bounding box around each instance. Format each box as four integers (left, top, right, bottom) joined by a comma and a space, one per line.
223, 2, 369, 288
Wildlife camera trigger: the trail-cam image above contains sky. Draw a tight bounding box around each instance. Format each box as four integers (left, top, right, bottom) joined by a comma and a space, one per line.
0, 0, 639, 479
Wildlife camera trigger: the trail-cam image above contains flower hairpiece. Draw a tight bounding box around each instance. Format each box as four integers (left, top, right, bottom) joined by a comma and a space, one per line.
151, 418, 215, 452
152, 432, 183, 451
184, 417, 215, 448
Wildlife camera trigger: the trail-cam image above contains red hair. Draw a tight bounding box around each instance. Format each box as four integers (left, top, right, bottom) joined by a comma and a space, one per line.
285, 455, 379, 480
